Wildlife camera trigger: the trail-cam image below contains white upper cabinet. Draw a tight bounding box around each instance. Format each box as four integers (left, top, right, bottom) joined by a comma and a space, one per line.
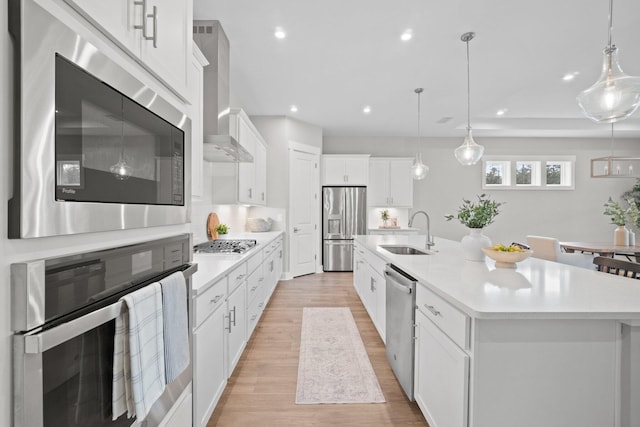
227, 108, 268, 206
322, 155, 369, 186
63, 0, 192, 99
189, 43, 208, 201
368, 158, 413, 207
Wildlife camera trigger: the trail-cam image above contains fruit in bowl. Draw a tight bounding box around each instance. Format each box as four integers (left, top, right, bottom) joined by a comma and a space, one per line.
482, 244, 533, 268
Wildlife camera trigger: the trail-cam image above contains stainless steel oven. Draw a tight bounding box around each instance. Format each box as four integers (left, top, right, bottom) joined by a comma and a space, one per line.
8, 0, 191, 238
12, 234, 197, 427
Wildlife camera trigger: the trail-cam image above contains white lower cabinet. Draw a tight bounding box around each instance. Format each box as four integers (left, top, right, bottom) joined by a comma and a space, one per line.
193, 306, 226, 427
414, 309, 469, 427
226, 281, 247, 376
159, 386, 192, 427
353, 242, 386, 342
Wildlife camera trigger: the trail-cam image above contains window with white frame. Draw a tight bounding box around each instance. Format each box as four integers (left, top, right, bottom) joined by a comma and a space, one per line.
482, 156, 575, 190
484, 160, 511, 187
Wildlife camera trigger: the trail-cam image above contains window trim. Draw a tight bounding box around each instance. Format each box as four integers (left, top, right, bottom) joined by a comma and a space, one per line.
482, 155, 576, 190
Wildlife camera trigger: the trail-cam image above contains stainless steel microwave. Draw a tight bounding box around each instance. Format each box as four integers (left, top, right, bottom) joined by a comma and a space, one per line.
8, 0, 191, 239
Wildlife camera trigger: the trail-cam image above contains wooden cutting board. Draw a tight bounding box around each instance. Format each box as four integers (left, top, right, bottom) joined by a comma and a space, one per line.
207, 212, 220, 240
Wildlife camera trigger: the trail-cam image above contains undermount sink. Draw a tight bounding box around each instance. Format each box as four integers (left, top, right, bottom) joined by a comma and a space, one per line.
380, 245, 431, 255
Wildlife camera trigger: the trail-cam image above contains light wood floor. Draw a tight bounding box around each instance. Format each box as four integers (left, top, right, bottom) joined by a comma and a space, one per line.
207, 272, 428, 426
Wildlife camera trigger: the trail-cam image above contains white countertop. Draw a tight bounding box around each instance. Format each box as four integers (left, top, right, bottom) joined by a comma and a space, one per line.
354, 234, 640, 320
192, 231, 283, 296
368, 227, 420, 231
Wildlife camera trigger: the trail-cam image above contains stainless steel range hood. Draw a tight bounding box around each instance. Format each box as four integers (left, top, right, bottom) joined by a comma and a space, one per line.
194, 21, 253, 163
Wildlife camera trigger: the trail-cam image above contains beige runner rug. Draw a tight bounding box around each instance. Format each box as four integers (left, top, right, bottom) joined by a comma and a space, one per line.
295, 307, 385, 404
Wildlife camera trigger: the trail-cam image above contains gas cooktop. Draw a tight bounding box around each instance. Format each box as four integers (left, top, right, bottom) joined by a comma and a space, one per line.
194, 239, 257, 254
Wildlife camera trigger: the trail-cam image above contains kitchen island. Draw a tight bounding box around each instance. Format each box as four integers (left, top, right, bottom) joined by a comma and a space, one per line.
354, 234, 640, 427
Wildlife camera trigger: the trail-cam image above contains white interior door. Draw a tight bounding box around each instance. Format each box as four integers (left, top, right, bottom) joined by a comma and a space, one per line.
290, 149, 318, 277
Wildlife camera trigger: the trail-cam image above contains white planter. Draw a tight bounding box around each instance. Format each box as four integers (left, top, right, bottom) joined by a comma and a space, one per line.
461, 228, 492, 261
614, 225, 629, 246
629, 229, 636, 246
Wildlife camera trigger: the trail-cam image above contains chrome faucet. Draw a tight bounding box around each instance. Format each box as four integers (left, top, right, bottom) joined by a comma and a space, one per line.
408, 210, 435, 249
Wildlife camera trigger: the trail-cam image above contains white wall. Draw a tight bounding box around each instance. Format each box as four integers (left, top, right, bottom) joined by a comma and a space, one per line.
323, 136, 640, 246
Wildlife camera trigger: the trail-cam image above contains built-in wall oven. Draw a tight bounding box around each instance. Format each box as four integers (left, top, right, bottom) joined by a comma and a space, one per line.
8, 0, 191, 238
12, 234, 197, 427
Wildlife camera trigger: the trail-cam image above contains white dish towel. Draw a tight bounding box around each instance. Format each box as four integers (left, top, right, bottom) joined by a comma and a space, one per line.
112, 283, 166, 421
159, 271, 190, 383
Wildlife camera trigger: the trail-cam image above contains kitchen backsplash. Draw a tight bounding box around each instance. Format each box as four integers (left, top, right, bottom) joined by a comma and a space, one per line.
191, 201, 285, 243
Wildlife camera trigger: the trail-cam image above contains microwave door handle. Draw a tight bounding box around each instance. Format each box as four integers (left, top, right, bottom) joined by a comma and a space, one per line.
181, 263, 198, 279
23, 301, 124, 354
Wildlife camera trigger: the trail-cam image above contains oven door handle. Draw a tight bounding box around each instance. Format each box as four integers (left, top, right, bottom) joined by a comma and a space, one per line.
23, 301, 123, 354
23, 264, 197, 354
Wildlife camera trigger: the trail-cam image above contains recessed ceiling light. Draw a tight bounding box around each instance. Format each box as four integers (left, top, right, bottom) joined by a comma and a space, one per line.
290, 105, 298, 113
401, 30, 413, 41
496, 109, 508, 116
363, 106, 371, 114
274, 27, 286, 39
562, 72, 579, 81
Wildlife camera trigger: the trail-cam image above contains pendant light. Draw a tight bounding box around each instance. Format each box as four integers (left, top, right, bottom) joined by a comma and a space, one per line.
454, 32, 484, 166
591, 123, 640, 178
411, 88, 428, 180
577, 0, 640, 123
110, 99, 133, 180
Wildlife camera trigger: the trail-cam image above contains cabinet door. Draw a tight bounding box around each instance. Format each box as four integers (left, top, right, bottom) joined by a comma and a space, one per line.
388, 159, 414, 207
141, 0, 191, 96
322, 157, 347, 185
368, 159, 390, 206
414, 310, 469, 427
237, 119, 256, 204
63, 0, 140, 52
353, 249, 367, 299
189, 47, 205, 200
345, 157, 369, 185
193, 306, 226, 427
254, 142, 267, 205
370, 266, 386, 342
226, 282, 247, 377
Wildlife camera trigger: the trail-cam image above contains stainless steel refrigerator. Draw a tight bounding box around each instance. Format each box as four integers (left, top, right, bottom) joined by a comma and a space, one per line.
322, 186, 367, 271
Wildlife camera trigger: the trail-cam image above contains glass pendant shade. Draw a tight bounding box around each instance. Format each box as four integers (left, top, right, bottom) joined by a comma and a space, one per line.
577, 47, 640, 123
110, 157, 133, 180
454, 128, 484, 166
411, 153, 428, 180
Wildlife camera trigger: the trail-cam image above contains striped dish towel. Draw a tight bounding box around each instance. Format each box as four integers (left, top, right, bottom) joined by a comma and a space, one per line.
159, 271, 190, 383
112, 283, 166, 421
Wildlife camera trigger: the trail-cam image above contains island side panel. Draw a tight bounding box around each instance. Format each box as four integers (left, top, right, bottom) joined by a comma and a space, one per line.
621, 324, 640, 427
470, 318, 618, 427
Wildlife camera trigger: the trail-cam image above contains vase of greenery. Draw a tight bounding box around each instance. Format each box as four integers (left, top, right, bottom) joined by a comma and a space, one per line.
445, 194, 503, 261
603, 198, 629, 245
380, 209, 390, 228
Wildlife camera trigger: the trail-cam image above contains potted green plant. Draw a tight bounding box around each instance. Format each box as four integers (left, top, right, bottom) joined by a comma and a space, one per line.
379, 209, 390, 228
604, 198, 629, 245
216, 223, 229, 235
445, 194, 503, 261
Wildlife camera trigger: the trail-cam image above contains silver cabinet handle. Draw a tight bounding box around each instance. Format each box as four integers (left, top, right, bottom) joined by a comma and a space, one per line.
231, 306, 237, 327
259, 277, 264, 282
133, 0, 147, 34
225, 313, 232, 332
148, 5, 157, 48
251, 285, 258, 291
248, 188, 253, 199
210, 294, 224, 304
258, 302, 264, 308
370, 277, 375, 292
270, 261, 274, 272
251, 314, 257, 321
236, 274, 245, 282
293, 227, 300, 233
261, 192, 265, 201
424, 304, 441, 317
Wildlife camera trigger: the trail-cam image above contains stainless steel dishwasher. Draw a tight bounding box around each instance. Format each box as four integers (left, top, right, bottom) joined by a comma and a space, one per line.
385, 264, 417, 401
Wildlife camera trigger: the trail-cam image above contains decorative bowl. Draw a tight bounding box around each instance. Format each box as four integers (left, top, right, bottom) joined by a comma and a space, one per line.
481, 248, 533, 268
246, 217, 273, 232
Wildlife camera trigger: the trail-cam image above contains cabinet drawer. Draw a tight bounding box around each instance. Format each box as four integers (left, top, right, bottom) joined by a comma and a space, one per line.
416, 284, 470, 350
247, 265, 264, 306
365, 250, 386, 276
228, 262, 248, 293
194, 277, 227, 328
247, 291, 265, 337
247, 250, 263, 275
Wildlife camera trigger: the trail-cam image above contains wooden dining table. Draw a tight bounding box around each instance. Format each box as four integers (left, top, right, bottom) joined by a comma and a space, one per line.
560, 241, 640, 262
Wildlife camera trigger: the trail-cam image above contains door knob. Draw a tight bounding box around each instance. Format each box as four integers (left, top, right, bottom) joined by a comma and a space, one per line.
293, 227, 300, 233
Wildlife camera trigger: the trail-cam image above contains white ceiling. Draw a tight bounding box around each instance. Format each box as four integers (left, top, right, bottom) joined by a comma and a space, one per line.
194, 0, 640, 139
